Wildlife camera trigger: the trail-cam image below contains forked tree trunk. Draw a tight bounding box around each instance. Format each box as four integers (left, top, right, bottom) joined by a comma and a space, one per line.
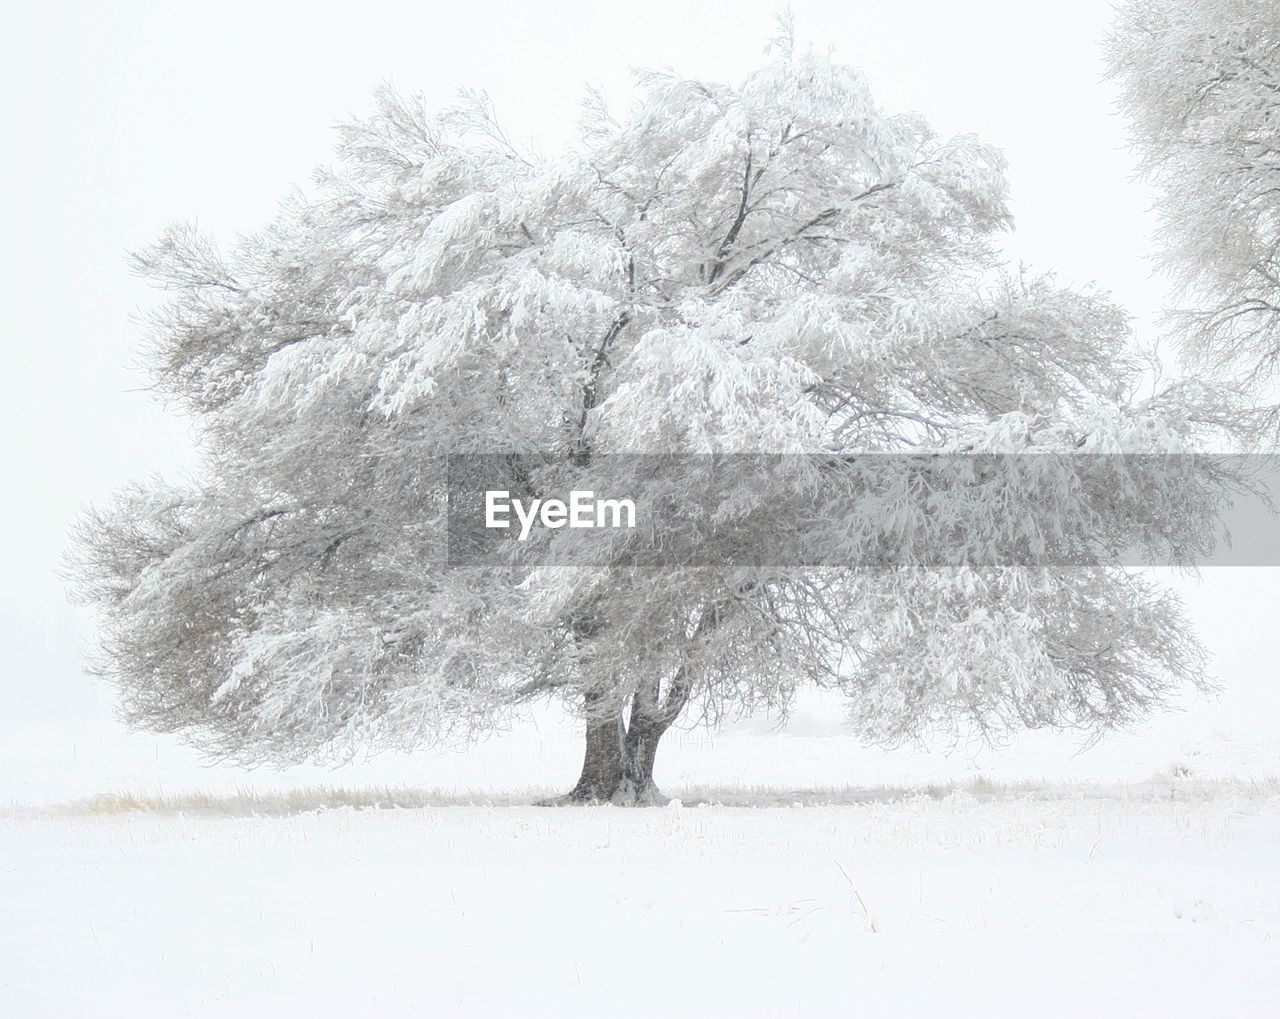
557, 609, 714, 806
558, 674, 693, 806
564, 706, 672, 805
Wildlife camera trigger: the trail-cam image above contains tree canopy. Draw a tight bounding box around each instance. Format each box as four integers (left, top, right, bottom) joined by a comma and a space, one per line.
1107, 0, 1280, 426
71, 30, 1243, 802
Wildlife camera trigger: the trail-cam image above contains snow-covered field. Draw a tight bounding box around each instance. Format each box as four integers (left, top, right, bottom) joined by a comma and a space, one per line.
3, 693, 1279, 1017
5, 788, 1280, 1017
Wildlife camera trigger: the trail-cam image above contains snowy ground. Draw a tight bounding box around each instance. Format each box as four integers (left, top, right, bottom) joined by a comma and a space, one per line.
3, 691, 1279, 1017
4, 790, 1279, 1017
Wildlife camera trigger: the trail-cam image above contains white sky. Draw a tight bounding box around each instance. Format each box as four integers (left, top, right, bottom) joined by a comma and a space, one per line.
1, 0, 1274, 723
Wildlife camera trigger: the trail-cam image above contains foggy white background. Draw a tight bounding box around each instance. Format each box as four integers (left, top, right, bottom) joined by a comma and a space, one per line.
1, 0, 1274, 730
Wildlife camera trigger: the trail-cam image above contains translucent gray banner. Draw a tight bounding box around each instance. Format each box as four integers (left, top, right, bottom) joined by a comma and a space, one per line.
443, 454, 1280, 568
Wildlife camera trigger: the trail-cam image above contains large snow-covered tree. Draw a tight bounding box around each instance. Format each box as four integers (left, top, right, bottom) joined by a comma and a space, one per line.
1106, 0, 1280, 426
72, 29, 1242, 803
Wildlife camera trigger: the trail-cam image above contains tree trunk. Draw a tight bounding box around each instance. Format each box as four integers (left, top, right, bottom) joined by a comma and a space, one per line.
614, 712, 667, 805
555, 675, 691, 806
561, 705, 672, 805
566, 693, 624, 802
555, 610, 710, 806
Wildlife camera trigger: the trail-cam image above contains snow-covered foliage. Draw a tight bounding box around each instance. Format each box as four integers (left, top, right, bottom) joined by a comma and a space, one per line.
70, 29, 1243, 787
1107, 0, 1280, 424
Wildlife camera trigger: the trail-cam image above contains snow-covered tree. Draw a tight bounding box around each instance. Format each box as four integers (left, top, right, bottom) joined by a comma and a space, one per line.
72, 29, 1242, 803
1106, 0, 1280, 428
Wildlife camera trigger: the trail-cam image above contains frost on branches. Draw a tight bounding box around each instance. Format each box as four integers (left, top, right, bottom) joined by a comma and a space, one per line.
71, 31, 1244, 804
1107, 0, 1280, 429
